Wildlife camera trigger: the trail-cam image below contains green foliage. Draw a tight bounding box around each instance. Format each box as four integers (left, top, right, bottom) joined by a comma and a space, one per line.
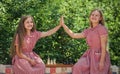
0, 0, 120, 66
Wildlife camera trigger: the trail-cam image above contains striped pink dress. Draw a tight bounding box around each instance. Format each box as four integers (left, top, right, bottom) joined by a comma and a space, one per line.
72, 24, 111, 74
12, 31, 45, 74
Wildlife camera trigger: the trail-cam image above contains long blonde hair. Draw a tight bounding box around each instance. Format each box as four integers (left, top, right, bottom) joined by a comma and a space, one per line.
10, 15, 36, 57
89, 9, 105, 27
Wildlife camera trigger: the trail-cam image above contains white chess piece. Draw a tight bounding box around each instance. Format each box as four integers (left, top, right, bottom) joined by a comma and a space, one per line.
47, 57, 50, 65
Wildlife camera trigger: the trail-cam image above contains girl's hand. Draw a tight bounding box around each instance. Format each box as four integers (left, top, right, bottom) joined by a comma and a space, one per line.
29, 59, 37, 66
99, 61, 104, 71
60, 16, 64, 26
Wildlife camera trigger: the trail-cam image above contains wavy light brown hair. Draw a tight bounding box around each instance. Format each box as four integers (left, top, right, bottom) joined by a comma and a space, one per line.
89, 9, 105, 28
10, 15, 36, 57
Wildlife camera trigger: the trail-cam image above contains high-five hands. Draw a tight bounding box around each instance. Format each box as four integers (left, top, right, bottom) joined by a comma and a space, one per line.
60, 16, 65, 26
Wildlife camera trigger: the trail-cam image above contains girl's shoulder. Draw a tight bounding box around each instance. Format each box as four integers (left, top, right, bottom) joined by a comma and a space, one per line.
96, 24, 108, 36
97, 24, 108, 31
32, 30, 41, 39
82, 27, 91, 35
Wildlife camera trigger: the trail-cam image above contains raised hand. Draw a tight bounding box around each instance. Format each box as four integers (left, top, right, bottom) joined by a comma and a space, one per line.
60, 16, 64, 26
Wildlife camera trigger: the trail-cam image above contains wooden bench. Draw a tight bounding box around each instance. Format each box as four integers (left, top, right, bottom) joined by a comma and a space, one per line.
0, 64, 73, 74
1, 64, 120, 74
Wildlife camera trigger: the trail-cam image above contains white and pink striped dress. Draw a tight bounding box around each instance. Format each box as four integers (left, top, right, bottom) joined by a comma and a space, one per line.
12, 31, 45, 74
72, 24, 111, 74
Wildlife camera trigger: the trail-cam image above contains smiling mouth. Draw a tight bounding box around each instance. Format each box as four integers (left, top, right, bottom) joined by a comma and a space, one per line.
92, 18, 96, 20
28, 25, 33, 27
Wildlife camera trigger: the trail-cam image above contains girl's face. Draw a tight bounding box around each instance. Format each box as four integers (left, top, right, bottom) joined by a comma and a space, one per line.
24, 17, 34, 31
90, 10, 101, 24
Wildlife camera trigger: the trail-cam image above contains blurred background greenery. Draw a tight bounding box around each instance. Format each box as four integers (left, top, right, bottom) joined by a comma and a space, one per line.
0, 0, 120, 66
